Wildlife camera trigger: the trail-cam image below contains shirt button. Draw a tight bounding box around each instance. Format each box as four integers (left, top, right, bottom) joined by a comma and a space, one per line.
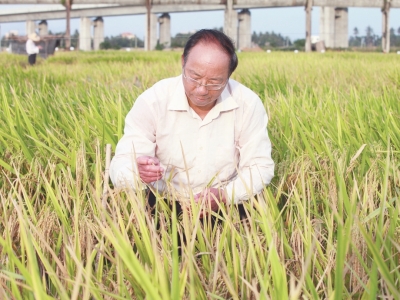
198, 170, 201, 173
199, 147, 203, 150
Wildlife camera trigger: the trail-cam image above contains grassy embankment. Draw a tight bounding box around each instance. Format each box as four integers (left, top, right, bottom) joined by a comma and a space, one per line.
0, 51, 399, 299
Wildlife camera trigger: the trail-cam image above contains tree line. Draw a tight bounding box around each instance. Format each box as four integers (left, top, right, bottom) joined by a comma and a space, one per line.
350, 26, 400, 47
43, 26, 400, 50
99, 29, 295, 50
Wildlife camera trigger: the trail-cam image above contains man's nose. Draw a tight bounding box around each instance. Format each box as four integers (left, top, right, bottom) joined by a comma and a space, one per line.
196, 84, 208, 93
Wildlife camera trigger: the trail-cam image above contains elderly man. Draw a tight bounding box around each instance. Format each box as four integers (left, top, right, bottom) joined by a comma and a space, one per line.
110, 29, 274, 217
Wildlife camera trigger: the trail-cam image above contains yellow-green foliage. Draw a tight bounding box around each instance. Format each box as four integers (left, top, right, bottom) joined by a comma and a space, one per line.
0, 51, 399, 299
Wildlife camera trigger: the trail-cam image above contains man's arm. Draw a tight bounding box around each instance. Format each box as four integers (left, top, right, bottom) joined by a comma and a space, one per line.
110, 95, 160, 188
225, 95, 274, 203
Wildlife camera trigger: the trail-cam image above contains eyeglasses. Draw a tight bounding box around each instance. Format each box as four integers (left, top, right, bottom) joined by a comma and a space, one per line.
182, 68, 227, 91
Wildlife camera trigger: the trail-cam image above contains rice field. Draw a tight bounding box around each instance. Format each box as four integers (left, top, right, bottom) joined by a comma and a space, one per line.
0, 50, 399, 299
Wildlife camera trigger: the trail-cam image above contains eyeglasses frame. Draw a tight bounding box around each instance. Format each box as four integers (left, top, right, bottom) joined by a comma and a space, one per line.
182, 68, 228, 91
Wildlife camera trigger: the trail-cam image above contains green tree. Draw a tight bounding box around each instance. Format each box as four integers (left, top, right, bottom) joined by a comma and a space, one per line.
365, 26, 374, 47
171, 32, 192, 48
100, 40, 112, 50
155, 41, 164, 51
100, 35, 144, 50
353, 27, 359, 47
251, 31, 290, 48
293, 39, 305, 48
71, 29, 79, 48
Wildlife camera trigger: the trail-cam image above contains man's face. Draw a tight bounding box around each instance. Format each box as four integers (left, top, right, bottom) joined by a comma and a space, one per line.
181, 42, 230, 112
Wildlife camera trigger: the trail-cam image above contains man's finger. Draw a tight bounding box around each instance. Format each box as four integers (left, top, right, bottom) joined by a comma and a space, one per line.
141, 174, 163, 183
193, 192, 204, 203
142, 175, 162, 181
138, 165, 164, 175
148, 157, 160, 165
137, 156, 151, 165
137, 156, 160, 166
139, 169, 163, 177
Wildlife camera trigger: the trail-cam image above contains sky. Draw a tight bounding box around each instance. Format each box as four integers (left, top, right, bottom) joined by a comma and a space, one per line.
1, 4, 400, 42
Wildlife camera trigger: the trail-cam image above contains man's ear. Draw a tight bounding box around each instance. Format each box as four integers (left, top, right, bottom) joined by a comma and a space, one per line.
181, 55, 185, 68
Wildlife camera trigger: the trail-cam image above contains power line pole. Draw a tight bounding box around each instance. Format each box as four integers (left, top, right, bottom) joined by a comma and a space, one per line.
305, 0, 312, 52
146, 0, 151, 51
382, 0, 390, 53
62, 0, 72, 51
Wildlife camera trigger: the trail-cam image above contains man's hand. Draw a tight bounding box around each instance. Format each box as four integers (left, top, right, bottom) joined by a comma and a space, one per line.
137, 156, 164, 183
194, 188, 227, 218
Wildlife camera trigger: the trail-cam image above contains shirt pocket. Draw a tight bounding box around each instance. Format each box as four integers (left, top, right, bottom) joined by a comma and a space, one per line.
160, 134, 196, 180
213, 142, 239, 184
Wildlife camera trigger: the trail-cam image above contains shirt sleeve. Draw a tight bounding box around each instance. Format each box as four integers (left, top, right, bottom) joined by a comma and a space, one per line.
224, 95, 274, 204
26, 40, 39, 55
109, 93, 157, 189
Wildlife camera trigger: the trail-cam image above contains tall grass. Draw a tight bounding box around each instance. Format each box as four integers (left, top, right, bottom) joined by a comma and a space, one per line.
0, 51, 399, 299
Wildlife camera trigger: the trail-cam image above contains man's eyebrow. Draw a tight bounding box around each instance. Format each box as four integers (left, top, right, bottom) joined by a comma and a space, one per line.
187, 69, 224, 81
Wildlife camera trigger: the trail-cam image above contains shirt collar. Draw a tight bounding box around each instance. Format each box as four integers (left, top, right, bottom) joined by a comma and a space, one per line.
168, 76, 239, 112
168, 75, 190, 111
214, 82, 239, 112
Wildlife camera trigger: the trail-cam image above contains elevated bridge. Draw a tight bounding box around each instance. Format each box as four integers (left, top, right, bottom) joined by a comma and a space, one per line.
1, 0, 397, 52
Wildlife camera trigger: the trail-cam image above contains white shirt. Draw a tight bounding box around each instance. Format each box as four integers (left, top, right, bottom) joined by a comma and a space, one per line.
26, 39, 39, 55
110, 75, 274, 204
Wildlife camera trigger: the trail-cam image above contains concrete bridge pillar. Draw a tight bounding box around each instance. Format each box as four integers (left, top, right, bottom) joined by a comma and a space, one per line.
26, 20, 36, 36
158, 13, 171, 48
319, 7, 335, 48
224, 0, 238, 48
320, 7, 348, 48
145, 13, 158, 50
238, 9, 251, 50
93, 17, 104, 51
382, 1, 390, 53
38, 20, 48, 36
334, 8, 348, 48
79, 17, 91, 51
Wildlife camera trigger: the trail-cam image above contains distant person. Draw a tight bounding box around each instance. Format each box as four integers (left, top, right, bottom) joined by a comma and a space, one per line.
110, 29, 274, 219
26, 33, 42, 65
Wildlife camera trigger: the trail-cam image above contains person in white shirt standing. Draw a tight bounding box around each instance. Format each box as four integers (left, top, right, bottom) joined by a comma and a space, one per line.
110, 29, 274, 220
26, 33, 42, 65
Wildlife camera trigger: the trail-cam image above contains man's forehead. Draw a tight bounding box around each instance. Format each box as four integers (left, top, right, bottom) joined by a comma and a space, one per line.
185, 43, 229, 65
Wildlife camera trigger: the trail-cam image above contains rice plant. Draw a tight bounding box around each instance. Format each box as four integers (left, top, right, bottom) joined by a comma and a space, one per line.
0, 51, 399, 299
